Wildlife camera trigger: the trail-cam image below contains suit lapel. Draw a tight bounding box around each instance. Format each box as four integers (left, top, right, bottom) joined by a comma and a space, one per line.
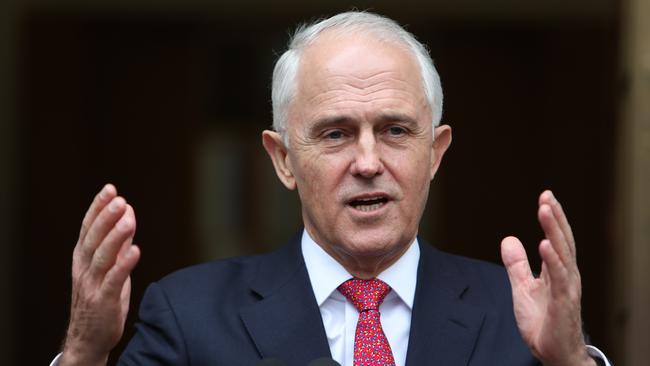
240, 233, 331, 365
405, 241, 486, 366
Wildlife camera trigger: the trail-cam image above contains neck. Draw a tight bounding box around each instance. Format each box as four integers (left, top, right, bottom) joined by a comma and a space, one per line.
312, 236, 414, 279
341, 250, 407, 279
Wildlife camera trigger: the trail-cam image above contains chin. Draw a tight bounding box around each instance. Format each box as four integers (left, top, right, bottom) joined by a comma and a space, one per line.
340, 231, 407, 258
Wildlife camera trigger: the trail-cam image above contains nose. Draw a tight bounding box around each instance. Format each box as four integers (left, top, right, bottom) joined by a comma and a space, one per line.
350, 131, 384, 178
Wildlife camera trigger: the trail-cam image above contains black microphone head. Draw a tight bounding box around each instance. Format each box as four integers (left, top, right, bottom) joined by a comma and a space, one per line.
256, 358, 287, 366
307, 357, 342, 366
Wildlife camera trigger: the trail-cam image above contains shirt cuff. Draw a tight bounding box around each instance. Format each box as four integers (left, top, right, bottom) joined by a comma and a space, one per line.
49, 352, 62, 366
586, 345, 612, 366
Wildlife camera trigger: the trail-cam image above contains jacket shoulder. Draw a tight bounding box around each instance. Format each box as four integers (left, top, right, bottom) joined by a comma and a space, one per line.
430, 247, 514, 306
152, 253, 267, 306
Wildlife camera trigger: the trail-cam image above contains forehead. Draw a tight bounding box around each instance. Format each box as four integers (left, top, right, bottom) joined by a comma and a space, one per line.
292, 32, 427, 115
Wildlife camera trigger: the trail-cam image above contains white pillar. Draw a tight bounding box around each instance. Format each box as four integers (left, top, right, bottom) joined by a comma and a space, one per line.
615, 0, 650, 363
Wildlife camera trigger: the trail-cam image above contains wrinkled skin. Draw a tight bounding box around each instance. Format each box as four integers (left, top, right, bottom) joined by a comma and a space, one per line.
263, 32, 452, 279
60, 184, 140, 366
501, 191, 596, 366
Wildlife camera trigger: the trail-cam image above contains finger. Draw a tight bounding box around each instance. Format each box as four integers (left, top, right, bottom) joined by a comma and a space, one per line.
538, 203, 573, 267
501, 236, 534, 288
78, 184, 117, 243
538, 239, 570, 298
76, 197, 127, 269
118, 205, 137, 256
540, 262, 550, 283
120, 276, 132, 311
102, 245, 140, 299
543, 191, 576, 258
89, 205, 136, 278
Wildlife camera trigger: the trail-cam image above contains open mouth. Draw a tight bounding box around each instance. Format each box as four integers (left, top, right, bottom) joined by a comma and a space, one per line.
348, 196, 389, 212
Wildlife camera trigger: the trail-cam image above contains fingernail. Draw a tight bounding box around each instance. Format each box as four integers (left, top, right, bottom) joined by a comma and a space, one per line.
101, 183, 116, 199
109, 198, 123, 213
117, 216, 132, 231
99, 186, 108, 199
126, 246, 136, 259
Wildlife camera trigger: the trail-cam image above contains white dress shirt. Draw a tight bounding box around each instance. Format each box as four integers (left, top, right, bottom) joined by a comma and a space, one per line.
301, 229, 419, 366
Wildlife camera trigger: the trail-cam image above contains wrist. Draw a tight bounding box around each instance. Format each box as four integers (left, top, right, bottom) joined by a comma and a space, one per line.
59, 344, 108, 366
574, 347, 598, 366
543, 349, 597, 366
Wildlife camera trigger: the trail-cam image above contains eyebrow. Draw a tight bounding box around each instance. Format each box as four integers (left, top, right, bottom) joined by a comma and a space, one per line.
308, 115, 352, 132
309, 112, 419, 132
377, 112, 419, 127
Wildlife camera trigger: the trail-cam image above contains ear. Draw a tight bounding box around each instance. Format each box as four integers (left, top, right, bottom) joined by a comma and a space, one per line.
262, 130, 296, 190
430, 124, 452, 180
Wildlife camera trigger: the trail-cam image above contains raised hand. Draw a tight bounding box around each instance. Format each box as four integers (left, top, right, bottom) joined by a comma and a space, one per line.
60, 184, 141, 366
500, 191, 596, 366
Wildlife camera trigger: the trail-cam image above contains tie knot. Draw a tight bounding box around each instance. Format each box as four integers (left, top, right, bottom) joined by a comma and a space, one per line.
338, 278, 391, 312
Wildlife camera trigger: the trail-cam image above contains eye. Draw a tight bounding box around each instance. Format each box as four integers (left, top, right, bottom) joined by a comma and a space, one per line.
325, 130, 344, 139
387, 126, 406, 136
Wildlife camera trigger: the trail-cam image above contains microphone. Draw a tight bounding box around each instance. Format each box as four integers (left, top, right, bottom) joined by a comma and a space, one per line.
307, 358, 342, 366
256, 359, 287, 366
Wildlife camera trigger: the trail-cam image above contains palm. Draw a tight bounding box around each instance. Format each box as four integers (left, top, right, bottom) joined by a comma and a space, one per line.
116, 276, 132, 341
510, 265, 552, 357
501, 191, 590, 366
61, 185, 141, 366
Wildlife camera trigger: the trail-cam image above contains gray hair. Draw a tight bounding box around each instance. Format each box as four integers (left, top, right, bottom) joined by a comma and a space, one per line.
271, 11, 443, 142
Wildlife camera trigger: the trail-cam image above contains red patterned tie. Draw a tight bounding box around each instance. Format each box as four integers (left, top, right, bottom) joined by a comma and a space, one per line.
338, 278, 396, 366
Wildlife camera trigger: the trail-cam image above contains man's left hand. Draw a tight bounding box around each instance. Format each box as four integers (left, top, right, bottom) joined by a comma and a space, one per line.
500, 190, 596, 366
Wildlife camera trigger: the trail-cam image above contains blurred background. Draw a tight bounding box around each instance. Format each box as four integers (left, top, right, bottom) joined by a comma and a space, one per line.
1, 0, 648, 364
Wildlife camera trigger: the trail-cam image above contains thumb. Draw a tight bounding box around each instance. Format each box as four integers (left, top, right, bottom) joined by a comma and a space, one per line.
501, 236, 533, 287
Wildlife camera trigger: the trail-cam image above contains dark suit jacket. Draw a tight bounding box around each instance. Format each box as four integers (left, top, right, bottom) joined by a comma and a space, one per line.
118, 233, 539, 365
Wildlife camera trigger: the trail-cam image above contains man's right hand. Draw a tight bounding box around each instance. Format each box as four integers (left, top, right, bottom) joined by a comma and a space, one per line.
60, 184, 141, 366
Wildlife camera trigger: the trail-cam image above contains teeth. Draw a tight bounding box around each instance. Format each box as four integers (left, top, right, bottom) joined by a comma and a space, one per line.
358, 197, 381, 202
353, 202, 384, 212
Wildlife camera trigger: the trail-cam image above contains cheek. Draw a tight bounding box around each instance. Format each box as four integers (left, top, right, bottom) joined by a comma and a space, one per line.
388, 148, 433, 202
295, 155, 347, 202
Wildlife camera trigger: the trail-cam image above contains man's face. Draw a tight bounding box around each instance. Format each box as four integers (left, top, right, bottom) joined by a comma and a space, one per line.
264, 32, 451, 276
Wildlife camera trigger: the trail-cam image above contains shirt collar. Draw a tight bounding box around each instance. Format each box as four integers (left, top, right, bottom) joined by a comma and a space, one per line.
301, 229, 419, 310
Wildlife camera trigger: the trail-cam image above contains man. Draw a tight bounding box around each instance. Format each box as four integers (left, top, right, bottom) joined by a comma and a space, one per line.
56, 11, 610, 366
